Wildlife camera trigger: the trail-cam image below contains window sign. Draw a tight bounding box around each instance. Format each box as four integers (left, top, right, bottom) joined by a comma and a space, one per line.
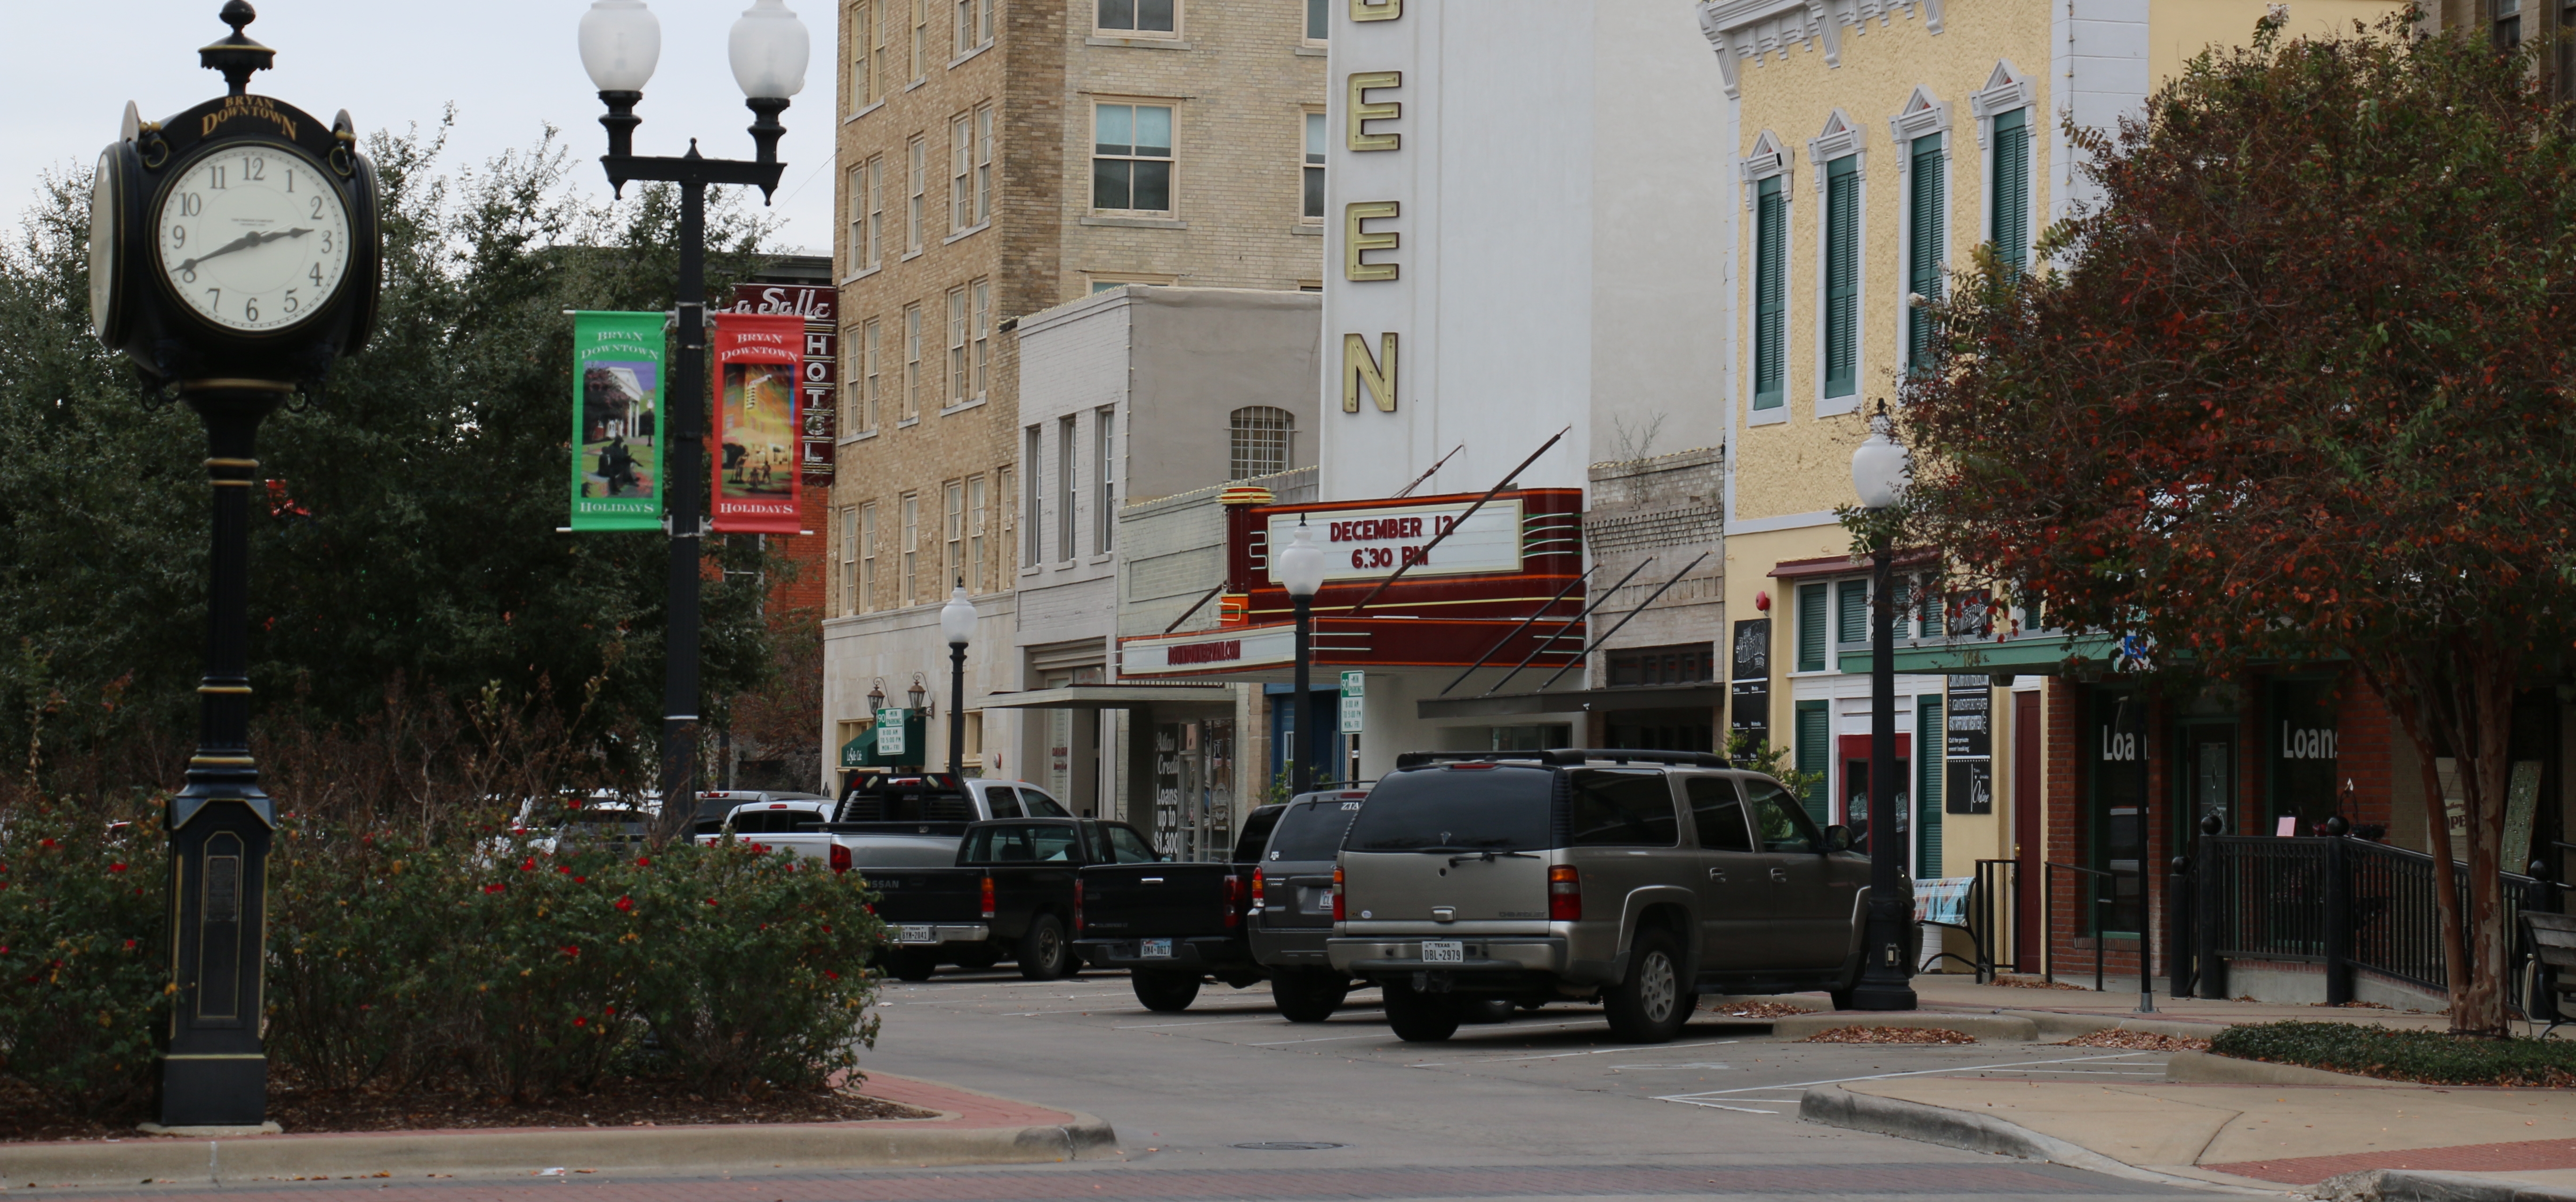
1729, 619, 1771, 744
2269, 678, 2339, 833
1944, 675, 1992, 815
2090, 690, 2146, 935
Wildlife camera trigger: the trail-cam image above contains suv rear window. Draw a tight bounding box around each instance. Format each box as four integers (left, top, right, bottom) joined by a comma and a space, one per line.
961, 823, 1083, 863
1345, 766, 1554, 853
1230, 806, 1285, 863
1266, 798, 1364, 861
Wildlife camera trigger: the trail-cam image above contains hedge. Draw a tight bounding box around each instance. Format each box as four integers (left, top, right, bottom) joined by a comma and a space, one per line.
2208, 1020, 2576, 1087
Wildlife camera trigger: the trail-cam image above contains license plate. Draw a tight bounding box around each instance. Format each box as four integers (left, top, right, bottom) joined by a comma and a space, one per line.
1141, 938, 1174, 959
1299, 887, 1331, 913
1422, 940, 1465, 963
898, 925, 933, 944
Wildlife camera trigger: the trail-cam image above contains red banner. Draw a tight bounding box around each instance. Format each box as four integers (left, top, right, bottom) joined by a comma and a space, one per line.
709, 312, 805, 534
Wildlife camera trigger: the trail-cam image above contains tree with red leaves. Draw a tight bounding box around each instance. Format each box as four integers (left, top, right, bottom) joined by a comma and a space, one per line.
1892, 13, 2576, 1035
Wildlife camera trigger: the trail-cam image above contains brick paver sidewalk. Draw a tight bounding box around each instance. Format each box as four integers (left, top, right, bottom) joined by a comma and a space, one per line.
2206, 1137, 2576, 1184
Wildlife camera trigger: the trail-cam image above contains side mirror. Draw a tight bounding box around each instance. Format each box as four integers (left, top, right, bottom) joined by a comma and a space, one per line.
1824, 824, 1853, 853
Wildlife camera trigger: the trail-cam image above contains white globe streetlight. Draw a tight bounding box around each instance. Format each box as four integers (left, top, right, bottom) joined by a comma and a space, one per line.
1847, 401, 1917, 1012
1275, 523, 1326, 796
729, 0, 812, 101
942, 582, 975, 776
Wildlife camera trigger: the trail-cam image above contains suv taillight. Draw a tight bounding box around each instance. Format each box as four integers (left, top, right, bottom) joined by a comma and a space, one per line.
1250, 869, 1266, 912
1548, 865, 1582, 922
1224, 874, 1241, 929
829, 844, 851, 874
980, 874, 996, 920
1332, 865, 1345, 923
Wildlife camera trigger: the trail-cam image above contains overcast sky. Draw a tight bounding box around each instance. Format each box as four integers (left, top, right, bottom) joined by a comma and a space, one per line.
4, 1, 841, 256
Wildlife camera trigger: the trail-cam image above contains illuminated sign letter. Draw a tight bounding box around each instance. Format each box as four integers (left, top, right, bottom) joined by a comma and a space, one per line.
1347, 72, 1402, 151
1343, 332, 1398, 412
1345, 201, 1400, 282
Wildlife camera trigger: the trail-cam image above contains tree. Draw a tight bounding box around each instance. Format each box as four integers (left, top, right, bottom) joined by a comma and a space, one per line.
0, 117, 786, 795
1891, 14, 2576, 1034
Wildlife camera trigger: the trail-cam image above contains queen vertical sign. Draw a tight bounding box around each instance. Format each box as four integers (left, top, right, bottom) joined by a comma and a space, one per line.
710, 312, 805, 533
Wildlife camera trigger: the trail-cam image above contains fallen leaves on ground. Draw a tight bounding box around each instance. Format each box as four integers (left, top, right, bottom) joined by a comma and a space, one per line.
1801, 1025, 1977, 1045
2059, 1028, 2213, 1051
1706, 1000, 1817, 1019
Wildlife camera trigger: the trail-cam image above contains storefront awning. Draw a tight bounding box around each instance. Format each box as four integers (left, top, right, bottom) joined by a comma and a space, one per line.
1416, 684, 1724, 720
977, 684, 1238, 712
1838, 635, 2120, 677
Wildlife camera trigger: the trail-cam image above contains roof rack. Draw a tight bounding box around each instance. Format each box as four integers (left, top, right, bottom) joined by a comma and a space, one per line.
1392, 749, 1730, 771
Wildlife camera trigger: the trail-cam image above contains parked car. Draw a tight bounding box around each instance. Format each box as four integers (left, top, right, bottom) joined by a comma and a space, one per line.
737, 773, 1071, 872
1326, 749, 1869, 1044
870, 816, 1161, 982
691, 789, 830, 836
1249, 789, 1375, 1022
1075, 804, 1284, 1012
506, 791, 659, 855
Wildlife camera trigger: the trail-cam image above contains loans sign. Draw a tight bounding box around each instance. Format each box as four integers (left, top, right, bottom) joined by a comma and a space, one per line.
1265, 498, 1521, 584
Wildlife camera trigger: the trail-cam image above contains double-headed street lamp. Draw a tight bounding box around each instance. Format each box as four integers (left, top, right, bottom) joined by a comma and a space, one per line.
577, 0, 809, 826
1275, 521, 1326, 796
1849, 403, 1919, 1011
941, 582, 976, 776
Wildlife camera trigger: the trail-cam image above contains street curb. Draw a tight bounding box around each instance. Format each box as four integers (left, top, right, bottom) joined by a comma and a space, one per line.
2315, 1168, 2576, 1202
2167, 1049, 2404, 1089
1772, 1012, 2040, 1042
0, 1109, 1118, 1186
1795, 1084, 2278, 1195
1921, 1004, 2238, 1042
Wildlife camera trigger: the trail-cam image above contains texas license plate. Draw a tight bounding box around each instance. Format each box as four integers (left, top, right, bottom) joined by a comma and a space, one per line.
1422, 940, 1465, 963
898, 925, 934, 944
1141, 938, 1174, 959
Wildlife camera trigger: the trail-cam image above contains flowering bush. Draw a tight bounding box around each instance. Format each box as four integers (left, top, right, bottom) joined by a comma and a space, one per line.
0, 797, 168, 1117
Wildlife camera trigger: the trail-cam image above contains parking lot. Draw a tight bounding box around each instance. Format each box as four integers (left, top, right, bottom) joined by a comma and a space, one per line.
848, 966, 2203, 1201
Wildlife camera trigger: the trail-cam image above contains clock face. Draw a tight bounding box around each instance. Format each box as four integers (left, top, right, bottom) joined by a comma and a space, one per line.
88, 149, 118, 341
153, 144, 353, 335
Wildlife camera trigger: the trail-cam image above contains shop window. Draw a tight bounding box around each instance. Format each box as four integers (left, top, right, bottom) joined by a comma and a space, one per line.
1605, 643, 1713, 688
2268, 678, 2341, 832
2089, 690, 2146, 936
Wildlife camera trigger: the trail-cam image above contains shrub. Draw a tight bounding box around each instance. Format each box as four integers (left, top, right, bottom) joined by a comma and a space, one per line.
0, 796, 169, 1117
2209, 1020, 2576, 1087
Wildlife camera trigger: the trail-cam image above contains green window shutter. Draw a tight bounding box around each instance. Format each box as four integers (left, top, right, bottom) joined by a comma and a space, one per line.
1823, 155, 1860, 399
1906, 133, 1944, 369
1797, 582, 1829, 671
1835, 579, 1869, 648
1916, 694, 1944, 877
1991, 108, 2030, 277
1795, 701, 1832, 826
1754, 176, 1787, 410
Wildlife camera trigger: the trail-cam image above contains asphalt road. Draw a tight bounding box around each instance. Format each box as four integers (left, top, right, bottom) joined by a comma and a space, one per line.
844, 966, 2205, 1201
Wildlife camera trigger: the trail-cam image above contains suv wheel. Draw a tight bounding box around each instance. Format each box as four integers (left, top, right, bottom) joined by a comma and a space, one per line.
1271, 970, 1349, 1023
1017, 914, 1072, 980
1131, 971, 1201, 1012
1604, 930, 1692, 1043
1382, 983, 1461, 1042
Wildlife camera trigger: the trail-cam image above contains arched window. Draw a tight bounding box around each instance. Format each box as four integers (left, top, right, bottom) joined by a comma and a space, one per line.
1229, 406, 1295, 480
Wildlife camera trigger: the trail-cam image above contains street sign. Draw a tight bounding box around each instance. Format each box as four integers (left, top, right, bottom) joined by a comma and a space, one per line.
876, 708, 909, 757
1340, 671, 1365, 696
1339, 672, 1365, 734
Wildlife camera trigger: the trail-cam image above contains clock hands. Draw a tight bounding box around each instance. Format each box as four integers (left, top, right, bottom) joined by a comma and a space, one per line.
175, 226, 314, 274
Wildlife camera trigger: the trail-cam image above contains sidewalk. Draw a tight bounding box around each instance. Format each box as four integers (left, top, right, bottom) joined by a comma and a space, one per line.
1908, 972, 2456, 1032
0, 1073, 1116, 1188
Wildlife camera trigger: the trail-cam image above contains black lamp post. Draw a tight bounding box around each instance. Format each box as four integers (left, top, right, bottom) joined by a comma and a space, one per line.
577, 0, 809, 829
1275, 520, 1326, 796
941, 581, 975, 776
1849, 403, 1919, 1011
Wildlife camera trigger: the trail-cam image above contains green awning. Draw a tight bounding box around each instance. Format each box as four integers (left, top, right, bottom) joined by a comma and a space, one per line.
1839, 635, 2119, 676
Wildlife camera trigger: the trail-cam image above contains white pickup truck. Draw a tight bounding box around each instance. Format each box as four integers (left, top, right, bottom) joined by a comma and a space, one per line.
702, 771, 1074, 872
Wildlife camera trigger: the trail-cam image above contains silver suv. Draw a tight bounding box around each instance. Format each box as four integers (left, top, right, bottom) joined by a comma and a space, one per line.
1326, 750, 1872, 1043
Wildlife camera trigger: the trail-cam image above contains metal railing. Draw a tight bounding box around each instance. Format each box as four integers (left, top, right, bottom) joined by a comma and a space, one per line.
1970, 858, 2022, 981
2043, 861, 2114, 992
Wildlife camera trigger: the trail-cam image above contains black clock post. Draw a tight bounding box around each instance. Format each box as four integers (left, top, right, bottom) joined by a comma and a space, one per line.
89, 2, 380, 1130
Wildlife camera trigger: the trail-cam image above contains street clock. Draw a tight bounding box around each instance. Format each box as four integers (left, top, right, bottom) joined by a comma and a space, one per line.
90, 1, 379, 392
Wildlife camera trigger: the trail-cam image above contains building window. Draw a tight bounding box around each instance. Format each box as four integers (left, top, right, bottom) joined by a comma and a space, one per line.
1305, 0, 1328, 40
968, 473, 988, 591
1753, 175, 1786, 411
1823, 155, 1860, 401
1228, 405, 1294, 480
1605, 643, 1713, 688
1991, 107, 2030, 277
869, 0, 891, 106
954, 0, 992, 54
1795, 581, 1828, 672
2497, 0, 2522, 47
974, 105, 995, 225
1906, 132, 1945, 369
864, 154, 885, 269
943, 480, 964, 593
845, 163, 866, 272
1835, 578, 1869, 647
1058, 415, 1078, 561
950, 112, 974, 232
839, 505, 859, 614
997, 465, 1016, 575
945, 286, 968, 405
850, 0, 872, 110
970, 279, 992, 399
902, 303, 923, 420
1022, 425, 1043, 565
900, 491, 920, 605
1097, 0, 1176, 35
1301, 112, 1326, 221
906, 135, 926, 253
1093, 103, 1174, 214
910, 0, 928, 81
1096, 406, 1117, 553
859, 500, 879, 612
860, 318, 882, 431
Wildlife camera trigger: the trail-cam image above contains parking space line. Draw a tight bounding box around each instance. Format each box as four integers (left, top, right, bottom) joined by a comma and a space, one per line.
1247, 1031, 1402, 1045
1663, 1099, 1783, 1114
1113, 1016, 1294, 1029
1453, 1038, 1743, 1064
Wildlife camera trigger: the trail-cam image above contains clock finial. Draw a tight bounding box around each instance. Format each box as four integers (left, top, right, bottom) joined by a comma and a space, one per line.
200, 2, 275, 97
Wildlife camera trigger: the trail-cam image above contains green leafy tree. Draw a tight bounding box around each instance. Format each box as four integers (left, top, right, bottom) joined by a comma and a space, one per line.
1890, 14, 2576, 1034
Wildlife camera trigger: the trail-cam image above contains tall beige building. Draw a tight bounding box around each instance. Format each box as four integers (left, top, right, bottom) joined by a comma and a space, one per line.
820, 0, 1327, 789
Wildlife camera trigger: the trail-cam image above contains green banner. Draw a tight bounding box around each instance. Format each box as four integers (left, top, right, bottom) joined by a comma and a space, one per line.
568, 311, 667, 531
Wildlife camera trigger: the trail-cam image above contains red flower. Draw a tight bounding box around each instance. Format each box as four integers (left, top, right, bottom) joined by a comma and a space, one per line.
573, 1016, 588, 1026
122, 939, 136, 950
824, 969, 840, 980
556, 865, 571, 875
704, 897, 718, 906
567, 799, 583, 810
563, 945, 581, 958
520, 858, 537, 872
604, 1005, 617, 1015
484, 882, 507, 894
108, 862, 127, 873
635, 856, 652, 867
614, 895, 635, 912
573, 875, 587, 884
38, 839, 55, 848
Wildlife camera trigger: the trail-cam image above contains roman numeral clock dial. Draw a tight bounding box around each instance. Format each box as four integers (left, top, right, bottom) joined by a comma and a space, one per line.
154, 146, 351, 334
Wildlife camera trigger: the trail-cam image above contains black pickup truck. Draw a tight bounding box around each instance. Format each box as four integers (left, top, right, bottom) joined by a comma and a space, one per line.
869, 817, 1162, 982
1074, 805, 1285, 1011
